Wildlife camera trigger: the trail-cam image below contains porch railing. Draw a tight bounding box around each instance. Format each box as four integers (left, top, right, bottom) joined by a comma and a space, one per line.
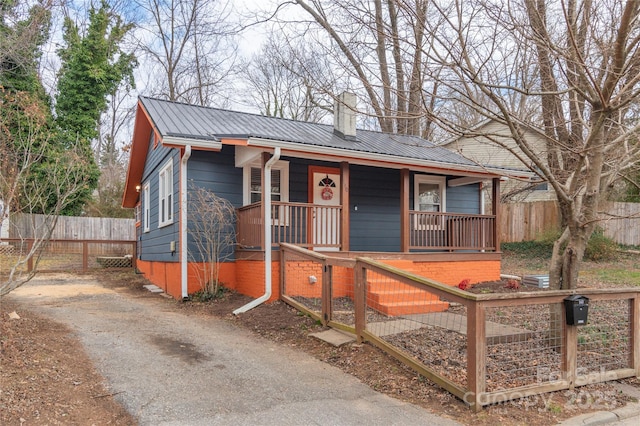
237, 204, 496, 251
409, 211, 496, 251
236, 202, 342, 250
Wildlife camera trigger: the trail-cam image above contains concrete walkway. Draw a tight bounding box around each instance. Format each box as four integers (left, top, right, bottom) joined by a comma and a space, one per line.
8, 274, 460, 426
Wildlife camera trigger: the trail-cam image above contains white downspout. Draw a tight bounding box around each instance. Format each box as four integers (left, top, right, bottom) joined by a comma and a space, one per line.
234, 147, 281, 315
180, 145, 192, 300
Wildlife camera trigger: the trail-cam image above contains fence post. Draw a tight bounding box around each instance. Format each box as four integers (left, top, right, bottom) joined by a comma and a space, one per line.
82, 241, 89, 271
354, 261, 366, 343
467, 300, 486, 411
631, 296, 640, 378
562, 312, 577, 389
321, 261, 332, 326
27, 239, 33, 273
280, 246, 286, 300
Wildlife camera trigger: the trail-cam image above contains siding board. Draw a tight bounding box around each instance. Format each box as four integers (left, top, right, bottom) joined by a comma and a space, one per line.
139, 135, 180, 262
350, 166, 401, 252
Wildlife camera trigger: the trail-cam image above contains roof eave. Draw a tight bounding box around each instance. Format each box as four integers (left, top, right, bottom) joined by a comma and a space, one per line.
162, 135, 222, 150
246, 137, 525, 179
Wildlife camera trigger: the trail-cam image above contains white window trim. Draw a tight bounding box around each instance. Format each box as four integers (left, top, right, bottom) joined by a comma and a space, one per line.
143, 183, 150, 232
158, 160, 174, 228
414, 175, 446, 230
243, 160, 289, 225
242, 161, 289, 205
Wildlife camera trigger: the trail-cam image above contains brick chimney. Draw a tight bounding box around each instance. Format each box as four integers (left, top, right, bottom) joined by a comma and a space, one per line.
333, 92, 357, 140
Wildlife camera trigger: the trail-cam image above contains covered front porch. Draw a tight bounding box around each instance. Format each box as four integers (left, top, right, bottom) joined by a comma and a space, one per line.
236, 170, 501, 253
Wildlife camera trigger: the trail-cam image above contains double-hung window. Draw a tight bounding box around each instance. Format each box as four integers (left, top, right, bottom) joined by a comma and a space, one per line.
158, 160, 173, 227
414, 175, 446, 229
243, 161, 289, 224
143, 183, 150, 232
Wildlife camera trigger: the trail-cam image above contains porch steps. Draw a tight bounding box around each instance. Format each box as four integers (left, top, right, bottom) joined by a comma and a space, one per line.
368, 298, 450, 316
366, 278, 449, 316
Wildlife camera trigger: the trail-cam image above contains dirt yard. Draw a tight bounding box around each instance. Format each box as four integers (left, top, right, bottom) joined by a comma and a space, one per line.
1, 252, 639, 425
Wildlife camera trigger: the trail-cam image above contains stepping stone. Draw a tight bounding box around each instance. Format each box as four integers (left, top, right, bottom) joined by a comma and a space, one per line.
143, 284, 164, 293
310, 329, 356, 347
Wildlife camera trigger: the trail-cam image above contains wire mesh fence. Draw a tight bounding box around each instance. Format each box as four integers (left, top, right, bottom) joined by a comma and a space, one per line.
364, 268, 470, 388
281, 245, 325, 319
279, 244, 640, 410
330, 265, 356, 327
484, 303, 563, 392
577, 298, 632, 375
0, 238, 136, 274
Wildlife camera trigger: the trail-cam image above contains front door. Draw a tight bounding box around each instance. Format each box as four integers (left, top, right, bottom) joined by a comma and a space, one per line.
309, 166, 341, 251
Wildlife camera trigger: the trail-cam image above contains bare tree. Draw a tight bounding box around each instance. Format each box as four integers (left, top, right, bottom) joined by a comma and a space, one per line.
418, 0, 640, 289
85, 85, 137, 218
187, 185, 236, 298
133, 0, 238, 106
241, 35, 332, 122
1, 91, 95, 296
279, 0, 445, 137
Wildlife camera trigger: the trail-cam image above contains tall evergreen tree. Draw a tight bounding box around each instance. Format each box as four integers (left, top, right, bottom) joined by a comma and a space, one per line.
0, 0, 51, 97
55, 0, 136, 215
0, 0, 56, 217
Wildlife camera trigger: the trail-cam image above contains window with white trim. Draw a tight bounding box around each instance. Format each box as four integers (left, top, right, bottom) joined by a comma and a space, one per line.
158, 160, 173, 227
143, 183, 150, 232
414, 175, 446, 229
243, 161, 289, 223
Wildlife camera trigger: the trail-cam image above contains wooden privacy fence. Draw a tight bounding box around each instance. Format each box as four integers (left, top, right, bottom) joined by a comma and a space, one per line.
499, 201, 560, 243
499, 201, 640, 245
7, 213, 135, 256
599, 202, 640, 246
9, 213, 134, 240
280, 243, 640, 411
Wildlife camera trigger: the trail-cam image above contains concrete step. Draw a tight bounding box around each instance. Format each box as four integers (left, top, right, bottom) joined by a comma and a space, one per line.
366, 288, 438, 305
368, 299, 449, 316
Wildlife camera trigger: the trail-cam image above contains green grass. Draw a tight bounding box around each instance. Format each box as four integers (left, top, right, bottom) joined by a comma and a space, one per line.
581, 268, 640, 286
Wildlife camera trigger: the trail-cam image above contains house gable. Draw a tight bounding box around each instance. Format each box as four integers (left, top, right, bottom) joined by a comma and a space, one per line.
444, 120, 547, 170
443, 120, 553, 202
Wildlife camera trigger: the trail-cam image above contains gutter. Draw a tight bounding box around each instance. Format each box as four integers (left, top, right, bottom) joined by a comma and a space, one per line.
246, 137, 535, 181
180, 145, 192, 300
233, 147, 281, 315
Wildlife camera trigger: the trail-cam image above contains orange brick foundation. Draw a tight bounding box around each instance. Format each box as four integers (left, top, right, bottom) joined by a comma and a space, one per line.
136, 257, 500, 302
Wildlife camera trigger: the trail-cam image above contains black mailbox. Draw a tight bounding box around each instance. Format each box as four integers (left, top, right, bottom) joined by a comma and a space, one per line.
564, 295, 589, 326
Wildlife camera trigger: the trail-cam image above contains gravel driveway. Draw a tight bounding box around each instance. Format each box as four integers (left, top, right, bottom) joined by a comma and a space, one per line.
9, 274, 460, 426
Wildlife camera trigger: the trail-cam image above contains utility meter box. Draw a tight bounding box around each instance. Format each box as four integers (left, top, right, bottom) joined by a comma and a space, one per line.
564, 295, 589, 326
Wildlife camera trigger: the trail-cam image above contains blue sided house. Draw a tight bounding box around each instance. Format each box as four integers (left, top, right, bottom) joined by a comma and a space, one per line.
122, 93, 529, 304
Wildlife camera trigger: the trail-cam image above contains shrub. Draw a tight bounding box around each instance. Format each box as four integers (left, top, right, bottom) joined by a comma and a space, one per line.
502, 240, 554, 259
503, 226, 619, 262
585, 228, 618, 262
189, 285, 228, 302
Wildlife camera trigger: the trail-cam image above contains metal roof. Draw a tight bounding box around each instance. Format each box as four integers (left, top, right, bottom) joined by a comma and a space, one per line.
140, 96, 478, 167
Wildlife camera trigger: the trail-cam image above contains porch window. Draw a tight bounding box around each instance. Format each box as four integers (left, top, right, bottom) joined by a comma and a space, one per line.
243, 161, 289, 224
158, 160, 173, 227
243, 162, 289, 205
414, 175, 446, 229
143, 183, 150, 232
